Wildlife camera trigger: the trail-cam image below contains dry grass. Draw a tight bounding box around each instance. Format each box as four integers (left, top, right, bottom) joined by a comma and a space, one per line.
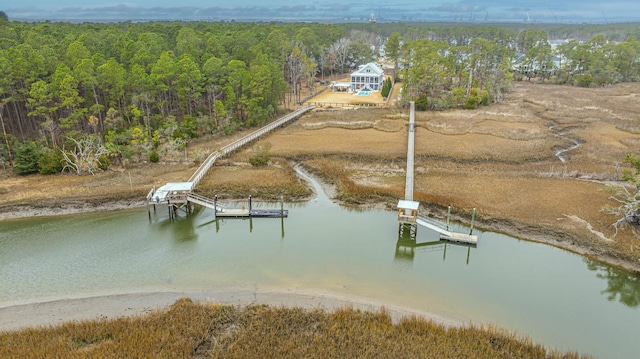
197, 158, 312, 200
264, 81, 640, 266
0, 163, 194, 209
0, 298, 592, 359
1, 81, 639, 269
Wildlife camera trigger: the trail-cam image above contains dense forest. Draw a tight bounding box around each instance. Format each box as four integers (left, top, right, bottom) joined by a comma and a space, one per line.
0, 18, 638, 174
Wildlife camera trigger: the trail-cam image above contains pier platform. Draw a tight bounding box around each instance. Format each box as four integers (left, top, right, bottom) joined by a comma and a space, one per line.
215, 209, 288, 218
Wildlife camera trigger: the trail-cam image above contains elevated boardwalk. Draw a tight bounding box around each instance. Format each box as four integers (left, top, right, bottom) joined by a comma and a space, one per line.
397, 102, 478, 246
404, 103, 415, 202
188, 106, 315, 188
148, 106, 313, 220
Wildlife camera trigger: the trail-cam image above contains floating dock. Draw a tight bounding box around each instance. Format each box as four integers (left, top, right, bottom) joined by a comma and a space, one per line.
416, 218, 478, 245
216, 208, 288, 218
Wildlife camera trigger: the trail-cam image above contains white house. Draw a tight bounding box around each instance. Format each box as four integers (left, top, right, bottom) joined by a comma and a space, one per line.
350, 62, 385, 92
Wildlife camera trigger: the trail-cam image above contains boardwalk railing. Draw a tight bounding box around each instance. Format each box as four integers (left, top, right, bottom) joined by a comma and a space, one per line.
187, 193, 221, 211
404, 101, 415, 202
305, 102, 384, 108
188, 106, 315, 188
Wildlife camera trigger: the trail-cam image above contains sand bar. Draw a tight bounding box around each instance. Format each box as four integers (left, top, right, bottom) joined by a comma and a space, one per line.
0, 288, 460, 332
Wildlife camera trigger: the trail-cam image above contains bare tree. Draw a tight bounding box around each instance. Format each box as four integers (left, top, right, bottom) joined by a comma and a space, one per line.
604, 184, 640, 236
603, 153, 640, 235
61, 136, 109, 175
330, 38, 352, 72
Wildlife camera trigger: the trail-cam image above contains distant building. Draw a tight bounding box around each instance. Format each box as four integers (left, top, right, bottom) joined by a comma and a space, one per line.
350, 62, 385, 92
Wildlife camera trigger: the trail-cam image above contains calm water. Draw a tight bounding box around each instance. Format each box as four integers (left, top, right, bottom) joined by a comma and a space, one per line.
1, 175, 639, 359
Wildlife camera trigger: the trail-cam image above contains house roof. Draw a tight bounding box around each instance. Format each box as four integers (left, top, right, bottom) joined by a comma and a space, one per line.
351, 62, 384, 77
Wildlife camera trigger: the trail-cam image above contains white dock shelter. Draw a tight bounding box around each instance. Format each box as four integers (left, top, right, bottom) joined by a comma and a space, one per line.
397, 200, 419, 224
153, 182, 194, 203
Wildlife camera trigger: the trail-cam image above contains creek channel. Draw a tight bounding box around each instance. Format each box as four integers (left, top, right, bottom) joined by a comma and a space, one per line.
1, 170, 639, 359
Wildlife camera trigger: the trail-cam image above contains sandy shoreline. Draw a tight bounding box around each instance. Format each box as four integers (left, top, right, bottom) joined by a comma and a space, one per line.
0, 288, 460, 332
0, 199, 146, 221
0, 170, 638, 332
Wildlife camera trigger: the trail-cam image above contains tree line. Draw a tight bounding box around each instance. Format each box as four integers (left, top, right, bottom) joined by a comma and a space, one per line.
0, 20, 639, 175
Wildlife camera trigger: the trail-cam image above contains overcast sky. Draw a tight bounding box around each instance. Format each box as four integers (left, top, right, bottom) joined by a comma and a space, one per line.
5, 1, 640, 23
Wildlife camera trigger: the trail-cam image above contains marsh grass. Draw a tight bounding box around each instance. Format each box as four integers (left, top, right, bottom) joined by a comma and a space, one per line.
2, 81, 639, 269
198, 158, 312, 200
0, 299, 592, 359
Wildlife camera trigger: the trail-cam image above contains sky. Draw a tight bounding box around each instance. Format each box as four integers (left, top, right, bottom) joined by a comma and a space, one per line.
5, 1, 640, 23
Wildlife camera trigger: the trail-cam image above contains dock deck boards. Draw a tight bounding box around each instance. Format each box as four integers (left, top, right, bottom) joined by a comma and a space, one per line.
215, 209, 288, 218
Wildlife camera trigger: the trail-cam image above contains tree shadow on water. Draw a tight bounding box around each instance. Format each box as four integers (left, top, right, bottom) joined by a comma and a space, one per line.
585, 258, 640, 308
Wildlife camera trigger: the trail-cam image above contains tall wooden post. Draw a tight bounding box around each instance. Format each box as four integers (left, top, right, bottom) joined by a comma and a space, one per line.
280, 196, 284, 218
470, 208, 476, 235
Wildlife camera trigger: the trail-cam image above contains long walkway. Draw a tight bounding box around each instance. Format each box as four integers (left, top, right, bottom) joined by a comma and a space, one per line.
404, 102, 415, 201
188, 106, 315, 188
400, 102, 477, 245
149, 106, 314, 205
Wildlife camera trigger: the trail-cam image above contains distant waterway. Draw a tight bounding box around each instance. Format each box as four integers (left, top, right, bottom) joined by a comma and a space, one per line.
1, 173, 639, 359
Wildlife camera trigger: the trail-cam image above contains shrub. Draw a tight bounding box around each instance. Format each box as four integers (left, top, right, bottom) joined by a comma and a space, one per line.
38, 149, 64, 175
381, 78, 393, 98
415, 94, 430, 111
14, 142, 41, 175
575, 74, 594, 88
224, 124, 235, 136
249, 142, 271, 167
97, 154, 110, 171
149, 151, 160, 163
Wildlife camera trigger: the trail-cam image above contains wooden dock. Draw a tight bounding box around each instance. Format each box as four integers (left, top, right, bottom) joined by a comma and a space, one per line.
398, 101, 479, 246
416, 218, 478, 245
188, 106, 315, 188
216, 209, 288, 218
148, 106, 313, 220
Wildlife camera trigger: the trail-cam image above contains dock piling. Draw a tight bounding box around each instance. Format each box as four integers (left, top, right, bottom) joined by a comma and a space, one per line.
446, 206, 451, 230
470, 208, 476, 235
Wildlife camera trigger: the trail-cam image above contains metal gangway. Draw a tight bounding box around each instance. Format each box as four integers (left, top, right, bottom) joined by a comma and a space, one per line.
187, 193, 224, 212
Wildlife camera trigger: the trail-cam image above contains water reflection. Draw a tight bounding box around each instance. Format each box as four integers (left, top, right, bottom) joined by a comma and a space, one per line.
585, 258, 640, 308
171, 215, 198, 243
394, 232, 475, 264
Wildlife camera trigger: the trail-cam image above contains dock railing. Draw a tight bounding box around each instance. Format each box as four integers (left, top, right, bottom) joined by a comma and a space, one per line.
305, 102, 384, 108
188, 106, 315, 188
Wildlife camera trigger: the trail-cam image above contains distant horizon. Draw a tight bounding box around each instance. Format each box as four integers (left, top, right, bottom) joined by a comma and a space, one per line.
5, 1, 640, 24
